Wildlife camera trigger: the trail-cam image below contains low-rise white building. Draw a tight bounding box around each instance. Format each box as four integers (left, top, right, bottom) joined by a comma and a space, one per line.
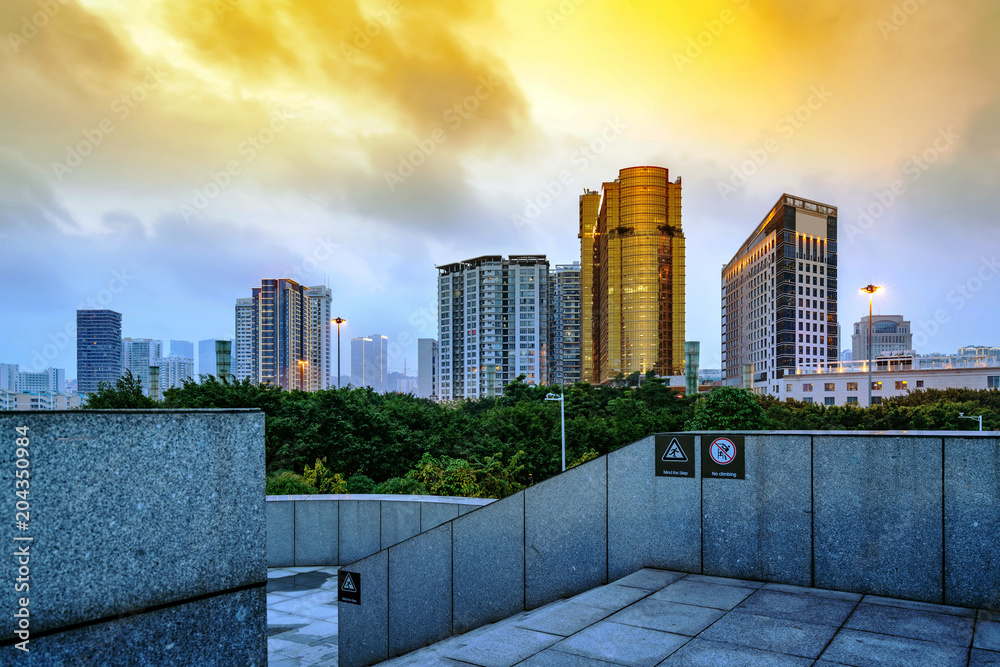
782, 354, 1000, 406
0, 391, 81, 410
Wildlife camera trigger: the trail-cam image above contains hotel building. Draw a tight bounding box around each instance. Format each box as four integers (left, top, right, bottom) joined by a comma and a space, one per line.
722, 194, 839, 395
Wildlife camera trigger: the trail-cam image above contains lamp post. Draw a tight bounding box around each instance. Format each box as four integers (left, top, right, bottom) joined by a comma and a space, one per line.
959, 412, 983, 432
860, 284, 882, 407
333, 317, 346, 389
545, 388, 566, 472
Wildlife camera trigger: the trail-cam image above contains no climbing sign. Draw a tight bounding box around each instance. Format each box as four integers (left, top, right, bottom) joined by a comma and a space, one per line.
701, 434, 745, 480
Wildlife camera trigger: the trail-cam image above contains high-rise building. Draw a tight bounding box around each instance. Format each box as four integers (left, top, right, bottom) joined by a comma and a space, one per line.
199, 339, 234, 379
579, 190, 600, 383
852, 316, 913, 362
250, 279, 308, 391
582, 166, 685, 384
437, 255, 549, 401
77, 311, 123, 395
305, 286, 333, 391
721, 194, 839, 395
351, 335, 388, 392
417, 338, 438, 399
0, 364, 19, 391
156, 354, 194, 390
122, 338, 164, 396
235, 298, 254, 381
548, 262, 582, 386
0, 365, 66, 393
170, 340, 194, 359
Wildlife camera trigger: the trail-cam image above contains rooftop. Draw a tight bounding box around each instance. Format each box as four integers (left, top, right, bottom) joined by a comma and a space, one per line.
266, 567, 1000, 667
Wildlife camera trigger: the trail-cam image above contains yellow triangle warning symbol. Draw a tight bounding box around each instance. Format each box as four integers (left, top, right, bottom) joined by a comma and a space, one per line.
341, 573, 357, 592
662, 438, 688, 462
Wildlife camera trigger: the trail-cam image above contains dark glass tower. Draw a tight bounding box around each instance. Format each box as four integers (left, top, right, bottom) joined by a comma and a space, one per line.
77, 310, 123, 394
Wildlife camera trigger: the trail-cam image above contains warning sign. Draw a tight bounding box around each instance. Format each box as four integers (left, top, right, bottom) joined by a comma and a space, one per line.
338, 571, 361, 605
701, 435, 745, 480
655, 435, 695, 478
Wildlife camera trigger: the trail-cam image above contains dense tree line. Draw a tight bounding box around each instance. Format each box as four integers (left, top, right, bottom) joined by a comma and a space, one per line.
83, 371, 999, 496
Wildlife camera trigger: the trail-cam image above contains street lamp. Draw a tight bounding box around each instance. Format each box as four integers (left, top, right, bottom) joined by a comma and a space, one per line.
333, 317, 346, 389
959, 412, 983, 432
545, 388, 567, 472
860, 284, 882, 407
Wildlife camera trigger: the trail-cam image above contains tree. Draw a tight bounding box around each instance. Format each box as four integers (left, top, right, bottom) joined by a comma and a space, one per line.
82, 370, 158, 409
684, 387, 770, 431
266, 470, 318, 495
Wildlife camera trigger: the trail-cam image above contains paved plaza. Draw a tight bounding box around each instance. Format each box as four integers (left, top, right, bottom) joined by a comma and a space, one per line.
268, 566, 1000, 667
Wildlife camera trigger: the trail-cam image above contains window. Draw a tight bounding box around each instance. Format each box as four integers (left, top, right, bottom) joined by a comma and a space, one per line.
846, 396, 859, 404
847, 382, 859, 391
803, 397, 814, 404
895, 381, 908, 390
872, 396, 883, 405
786, 384, 793, 393
825, 397, 836, 406
872, 381, 882, 391
824, 383, 835, 392
989, 376, 1000, 389
803, 383, 814, 392
916, 380, 925, 388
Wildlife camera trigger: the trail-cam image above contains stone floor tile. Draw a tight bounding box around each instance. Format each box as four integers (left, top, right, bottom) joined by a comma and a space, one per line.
650, 580, 755, 611
735, 589, 856, 626
570, 584, 654, 611
863, 594, 977, 618
820, 628, 969, 667
761, 583, 862, 602
976, 621, 1000, 652
846, 602, 975, 647
698, 611, 837, 659
520, 648, 632, 666
607, 599, 724, 637
515, 602, 614, 637
614, 569, 688, 591
682, 574, 763, 589
298, 602, 339, 622
269, 568, 299, 579
551, 621, 689, 667
970, 648, 1000, 666
443, 625, 562, 667
658, 638, 813, 666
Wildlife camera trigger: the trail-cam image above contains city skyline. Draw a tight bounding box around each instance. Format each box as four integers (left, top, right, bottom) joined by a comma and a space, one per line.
1, 1, 998, 380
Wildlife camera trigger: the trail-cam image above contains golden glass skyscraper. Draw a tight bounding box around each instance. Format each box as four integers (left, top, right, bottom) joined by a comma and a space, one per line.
582, 166, 685, 383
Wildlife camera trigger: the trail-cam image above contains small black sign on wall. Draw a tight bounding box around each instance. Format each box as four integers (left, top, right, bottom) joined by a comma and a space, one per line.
701, 434, 745, 480
338, 571, 361, 605
655, 434, 695, 478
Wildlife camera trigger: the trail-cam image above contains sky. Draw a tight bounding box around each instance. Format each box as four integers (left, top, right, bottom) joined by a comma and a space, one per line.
1, 0, 998, 379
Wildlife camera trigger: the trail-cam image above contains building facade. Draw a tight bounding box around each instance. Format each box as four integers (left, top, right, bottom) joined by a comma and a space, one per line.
305, 286, 333, 391
548, 262, 582, 386
251, 279, 307, 391
852, 315, 912, 362
351, 335, 389, 392
783, 356, 1000, 406
437, 255, 549, 401
198, 339, 236, 379
122, 338, 164, 397
0, 365, 66, 393
77, 310, 123, 395
721, 194, 839, 395
0, 391, 81, 410
156, 355, 195, 390
583, 166, 685, 384
417, 338, 438, 399
235, 298, 254, 381
170, 340, 194, 359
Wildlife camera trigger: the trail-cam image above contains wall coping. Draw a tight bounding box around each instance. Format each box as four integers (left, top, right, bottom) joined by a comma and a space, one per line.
683, 430, 998, 437
1, 408, 264, 414
266, 494, 495, 505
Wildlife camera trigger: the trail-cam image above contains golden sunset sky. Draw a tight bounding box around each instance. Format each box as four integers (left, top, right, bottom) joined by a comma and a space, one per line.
1, 0, 998, 374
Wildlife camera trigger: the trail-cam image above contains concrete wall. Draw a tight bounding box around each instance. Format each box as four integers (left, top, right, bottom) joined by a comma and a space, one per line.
0, 410, 267, 665
265, 494, 492, 567
338, 431, 1000, 667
